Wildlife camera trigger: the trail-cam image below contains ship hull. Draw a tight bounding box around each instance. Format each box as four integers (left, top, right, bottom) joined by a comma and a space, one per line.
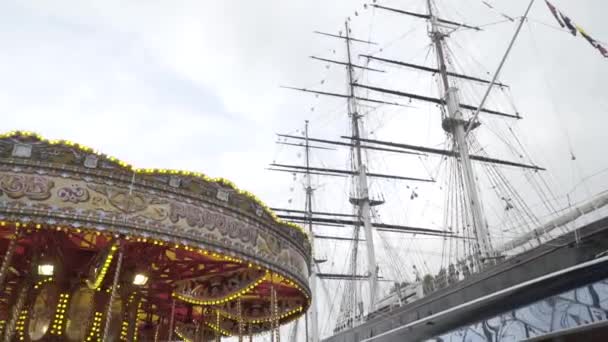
323, 215, 608, 342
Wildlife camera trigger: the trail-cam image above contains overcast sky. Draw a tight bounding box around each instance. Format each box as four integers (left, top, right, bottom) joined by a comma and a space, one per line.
1, 0, 607, 338
1, 0, 606, 204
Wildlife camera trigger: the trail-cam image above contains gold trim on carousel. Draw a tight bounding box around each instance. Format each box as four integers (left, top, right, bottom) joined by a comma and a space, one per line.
205, 321, 231, 337
174, 327, 193, 342
173, 270, 269, 306
0, 130, 307, 236
86, 244, 119, 290
220, 305, 304, 324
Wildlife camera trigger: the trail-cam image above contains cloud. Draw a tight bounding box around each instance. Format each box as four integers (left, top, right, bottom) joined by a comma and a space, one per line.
1, 0, 608, 338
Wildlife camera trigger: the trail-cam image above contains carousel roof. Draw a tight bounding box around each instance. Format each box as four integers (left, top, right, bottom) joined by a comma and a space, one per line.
0, 130, 308, 237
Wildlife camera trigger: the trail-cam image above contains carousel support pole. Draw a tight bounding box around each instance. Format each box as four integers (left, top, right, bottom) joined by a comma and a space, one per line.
215, 310, 221, 342
0, 227, 20, 291
238, 297, 244, 342
153, 318, 160, 342
270, 274, 280, 342
168, 299, 176, 342
248, 322, 253, 342
2, 275, 31, 342
195, 320, 200, 342
274, 287, 280, 342
103, 242, 124, 341
200, 320, 206, 342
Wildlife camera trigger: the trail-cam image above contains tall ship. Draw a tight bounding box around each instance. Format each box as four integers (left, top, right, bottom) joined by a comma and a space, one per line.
270, 0, 608, 341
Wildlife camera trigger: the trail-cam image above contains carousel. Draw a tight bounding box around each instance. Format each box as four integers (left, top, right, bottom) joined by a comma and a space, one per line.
0, 131, 311, 342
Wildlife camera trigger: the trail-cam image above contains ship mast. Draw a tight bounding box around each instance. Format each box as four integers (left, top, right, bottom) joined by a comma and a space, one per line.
425, 0, 494, 264
304, 120, 320, 342
344, 20, 379, 312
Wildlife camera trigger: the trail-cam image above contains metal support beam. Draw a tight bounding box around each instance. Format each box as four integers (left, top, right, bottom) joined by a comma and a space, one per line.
271, 207, 356, 218
277, 133, 424, 156
314, 235, 366, 242
360, 55, 508, 87
372, 4, 481, 30
352, 83, 520, 119
281, 86, 411, 107
270, 163, 434, 182
343, 136, 545, 171
311, 56, 385, 73
317, 273, 392, 281
277, 214, 458, 237
313, 31, 378, 45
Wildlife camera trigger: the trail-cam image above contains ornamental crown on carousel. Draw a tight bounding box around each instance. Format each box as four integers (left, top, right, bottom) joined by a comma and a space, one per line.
0, 131, 311, 342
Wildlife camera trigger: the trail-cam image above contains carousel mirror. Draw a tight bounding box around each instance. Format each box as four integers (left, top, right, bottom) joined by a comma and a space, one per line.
65, 286, 95, 341
28, 283, 58, 341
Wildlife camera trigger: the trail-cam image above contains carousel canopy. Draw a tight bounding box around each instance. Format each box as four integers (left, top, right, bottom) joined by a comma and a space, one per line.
0, 131, 311, 341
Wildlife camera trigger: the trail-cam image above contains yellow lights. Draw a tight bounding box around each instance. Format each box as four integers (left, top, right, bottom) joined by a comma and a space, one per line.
205, 322, 231, 337
0, 219, 310, 306
120, 320, 129, 341
86, 244, 118, 290
85, 311, 103, 341
174, 327, 193, 342
37, 263, 54, 276
249, 306, 304, 324
133, 300, 144, 342
50, 293, 70, 335
173, 271, 268, 306
0, 218, 311, 320
0, 130, 307, 236
15, 309, 27, 341
33, 276, 53, 289
219, 303, 304, 324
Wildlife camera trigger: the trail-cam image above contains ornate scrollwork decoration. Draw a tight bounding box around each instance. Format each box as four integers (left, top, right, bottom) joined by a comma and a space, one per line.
57, 184, 90, 203
0, 174, 54, 200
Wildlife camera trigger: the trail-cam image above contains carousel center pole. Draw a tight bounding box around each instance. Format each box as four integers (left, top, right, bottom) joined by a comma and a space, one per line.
103, 242, 124, 341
